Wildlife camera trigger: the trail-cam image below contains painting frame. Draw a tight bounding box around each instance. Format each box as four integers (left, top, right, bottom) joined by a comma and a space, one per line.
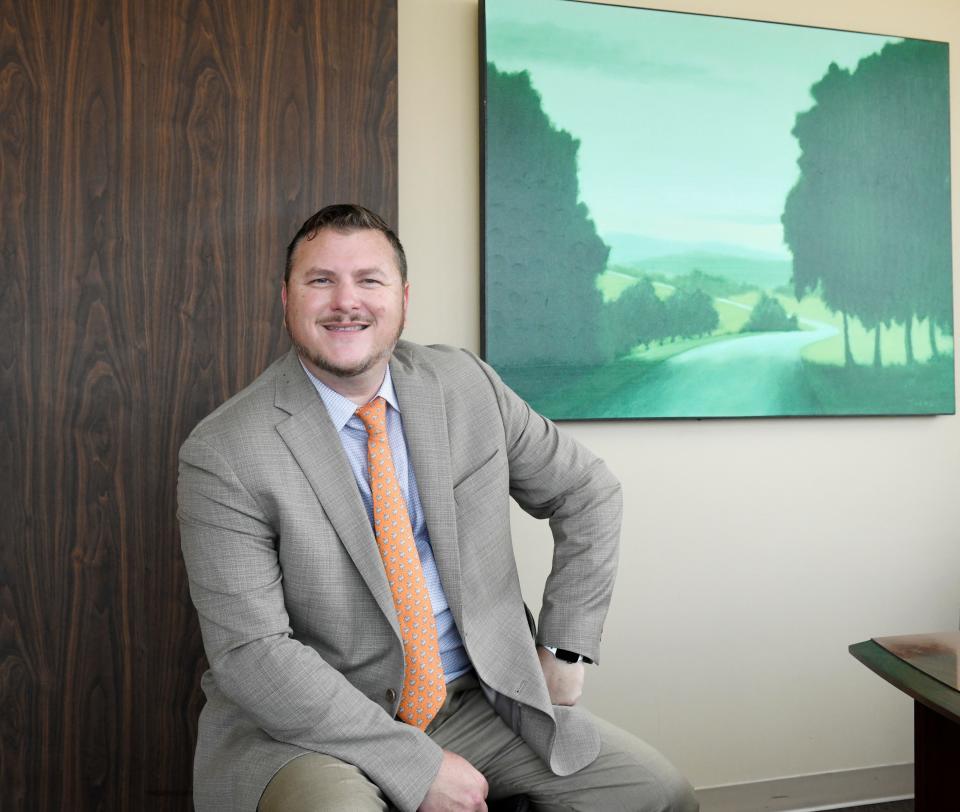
480, 0, 955, 420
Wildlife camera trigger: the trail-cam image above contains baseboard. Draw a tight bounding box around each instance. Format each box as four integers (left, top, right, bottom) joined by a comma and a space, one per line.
696, 763, 913, 812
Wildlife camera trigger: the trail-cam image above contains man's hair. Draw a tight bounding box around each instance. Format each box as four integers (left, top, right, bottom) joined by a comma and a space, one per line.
284, 204, 407, 283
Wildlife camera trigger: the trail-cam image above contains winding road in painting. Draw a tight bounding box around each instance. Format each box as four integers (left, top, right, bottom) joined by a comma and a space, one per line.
596, 318, 839, 418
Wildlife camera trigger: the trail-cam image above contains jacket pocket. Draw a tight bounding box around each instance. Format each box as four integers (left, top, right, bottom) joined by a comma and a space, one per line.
452, 447, 504, 500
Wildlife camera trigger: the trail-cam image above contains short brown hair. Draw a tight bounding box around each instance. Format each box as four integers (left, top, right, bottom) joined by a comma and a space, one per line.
285, 204, 407, 283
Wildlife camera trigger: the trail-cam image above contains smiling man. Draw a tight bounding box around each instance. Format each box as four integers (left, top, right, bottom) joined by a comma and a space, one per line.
178, 204, 698, 812
282, 222, 408, 396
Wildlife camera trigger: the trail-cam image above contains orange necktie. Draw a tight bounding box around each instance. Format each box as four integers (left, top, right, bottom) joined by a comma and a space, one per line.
355, 397, 447, 730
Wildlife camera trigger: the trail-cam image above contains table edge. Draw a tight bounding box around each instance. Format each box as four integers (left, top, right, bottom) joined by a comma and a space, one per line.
850, 639, 960, 725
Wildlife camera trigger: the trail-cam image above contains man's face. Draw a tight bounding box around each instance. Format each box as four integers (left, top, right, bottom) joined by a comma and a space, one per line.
282, 228, 409, 396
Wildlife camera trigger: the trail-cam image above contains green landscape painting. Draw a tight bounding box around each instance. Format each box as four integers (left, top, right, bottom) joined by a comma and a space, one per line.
481, 0, 955, 419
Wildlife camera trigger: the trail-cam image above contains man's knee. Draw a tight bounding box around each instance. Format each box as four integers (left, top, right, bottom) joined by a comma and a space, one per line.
258, 752, 388, 812
590, 714, 698, 812
607, 756, 698, 812
656, 767, 699, 812
626, 745, 699, 812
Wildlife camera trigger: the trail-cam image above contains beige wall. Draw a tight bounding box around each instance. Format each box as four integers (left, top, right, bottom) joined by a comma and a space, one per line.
398, 0, 960, 789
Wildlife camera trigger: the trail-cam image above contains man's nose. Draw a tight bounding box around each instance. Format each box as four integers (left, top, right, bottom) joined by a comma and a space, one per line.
330, 280, 360, 311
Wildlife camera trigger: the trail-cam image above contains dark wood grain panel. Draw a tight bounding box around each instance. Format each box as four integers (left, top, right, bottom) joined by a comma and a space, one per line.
1, 0, 397, 808
61, 4, 139, 809
0, 4, 38, 810
1, 2, 68, 807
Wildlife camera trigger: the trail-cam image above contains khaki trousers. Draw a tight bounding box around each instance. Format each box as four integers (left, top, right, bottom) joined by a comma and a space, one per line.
258, 674, 698, 812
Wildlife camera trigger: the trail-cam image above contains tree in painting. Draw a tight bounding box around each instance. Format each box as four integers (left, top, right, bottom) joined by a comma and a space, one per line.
740, 293, 798, 333
484, 63, 611, 367
606, 277, 665, 355
782, 39, 952, 367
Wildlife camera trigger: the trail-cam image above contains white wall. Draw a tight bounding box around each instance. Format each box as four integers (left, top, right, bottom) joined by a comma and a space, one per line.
397, 0, 960, 790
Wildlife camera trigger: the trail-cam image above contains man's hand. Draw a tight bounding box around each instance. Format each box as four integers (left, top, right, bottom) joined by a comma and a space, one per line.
537, 645, 585, 706
419, 750, 488, 811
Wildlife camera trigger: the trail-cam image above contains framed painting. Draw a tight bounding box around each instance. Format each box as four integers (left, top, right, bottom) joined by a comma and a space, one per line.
480, 0, 955, 419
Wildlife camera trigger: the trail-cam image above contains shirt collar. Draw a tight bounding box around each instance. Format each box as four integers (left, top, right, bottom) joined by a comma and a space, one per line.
299, 360, 401, 431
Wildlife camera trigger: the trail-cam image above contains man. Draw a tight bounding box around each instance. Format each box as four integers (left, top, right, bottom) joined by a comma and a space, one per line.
178, 204, 697, 811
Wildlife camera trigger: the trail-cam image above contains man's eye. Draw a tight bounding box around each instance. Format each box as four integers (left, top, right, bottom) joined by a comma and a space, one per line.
360, 278, 383, 286
309, 277, 331, 285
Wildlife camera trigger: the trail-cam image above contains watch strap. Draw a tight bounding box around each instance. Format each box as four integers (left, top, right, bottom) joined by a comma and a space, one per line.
542, 645, 593, 664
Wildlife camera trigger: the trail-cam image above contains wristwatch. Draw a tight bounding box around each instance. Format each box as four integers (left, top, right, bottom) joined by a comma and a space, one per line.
542, 645, 593, 664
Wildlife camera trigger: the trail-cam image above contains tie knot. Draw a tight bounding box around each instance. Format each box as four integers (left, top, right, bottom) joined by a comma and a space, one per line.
355, 396, 387, 435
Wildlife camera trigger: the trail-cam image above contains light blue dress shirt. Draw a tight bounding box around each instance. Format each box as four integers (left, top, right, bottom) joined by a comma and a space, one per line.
301, 362, 471, 682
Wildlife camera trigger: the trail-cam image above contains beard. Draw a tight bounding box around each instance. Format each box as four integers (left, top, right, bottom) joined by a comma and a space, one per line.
285, 314, 405, 380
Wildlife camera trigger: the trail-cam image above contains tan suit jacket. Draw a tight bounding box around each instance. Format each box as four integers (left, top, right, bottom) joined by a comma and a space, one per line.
178, 342, 622, 811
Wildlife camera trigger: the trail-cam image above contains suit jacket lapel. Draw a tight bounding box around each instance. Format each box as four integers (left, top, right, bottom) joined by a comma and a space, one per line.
390, 345, 464, 627
273, 350, 399, 634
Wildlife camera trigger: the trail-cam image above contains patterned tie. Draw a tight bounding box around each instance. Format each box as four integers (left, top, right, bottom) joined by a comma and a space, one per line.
355, 397, 447, 730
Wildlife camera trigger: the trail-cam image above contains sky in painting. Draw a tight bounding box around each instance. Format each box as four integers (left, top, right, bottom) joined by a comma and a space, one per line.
485, 0, 900, 259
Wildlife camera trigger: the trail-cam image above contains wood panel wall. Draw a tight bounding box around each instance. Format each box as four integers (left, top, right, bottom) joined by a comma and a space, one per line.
0, 1, 397, 808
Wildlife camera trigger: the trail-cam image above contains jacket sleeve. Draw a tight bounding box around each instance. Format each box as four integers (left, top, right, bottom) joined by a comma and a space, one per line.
178, 433, 442, 812
468, 353, 623, 665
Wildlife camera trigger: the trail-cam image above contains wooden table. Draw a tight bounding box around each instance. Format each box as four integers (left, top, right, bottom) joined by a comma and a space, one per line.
850, 632, 960, 810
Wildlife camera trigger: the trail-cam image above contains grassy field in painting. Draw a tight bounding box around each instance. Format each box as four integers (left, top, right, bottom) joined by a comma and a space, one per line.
801, 356, 955, 415
515, 269, 957, 419
598, 270, 954, 367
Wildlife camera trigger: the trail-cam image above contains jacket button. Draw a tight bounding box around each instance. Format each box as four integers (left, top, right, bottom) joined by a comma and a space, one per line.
385, 688, 397, 703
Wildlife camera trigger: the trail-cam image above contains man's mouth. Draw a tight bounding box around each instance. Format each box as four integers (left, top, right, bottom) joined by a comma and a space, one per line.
322, 323, 369, 332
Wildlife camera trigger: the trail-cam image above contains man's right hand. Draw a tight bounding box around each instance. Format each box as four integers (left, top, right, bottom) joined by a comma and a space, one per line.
419, 750, 488, 811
